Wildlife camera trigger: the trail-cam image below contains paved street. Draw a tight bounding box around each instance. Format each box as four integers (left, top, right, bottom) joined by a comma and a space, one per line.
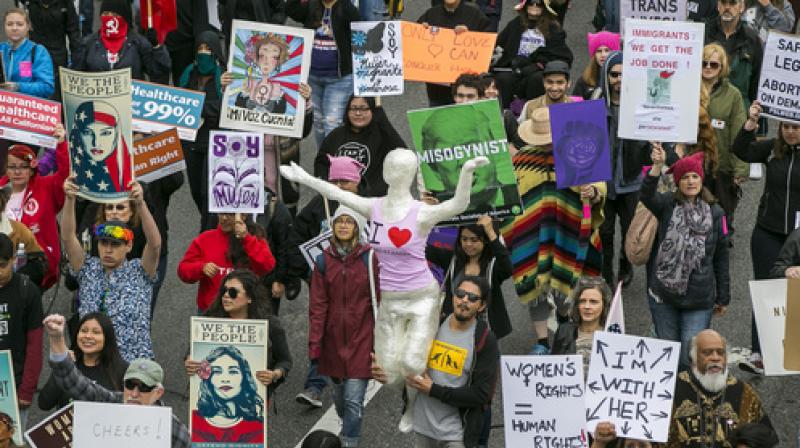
17, 0, 800, 446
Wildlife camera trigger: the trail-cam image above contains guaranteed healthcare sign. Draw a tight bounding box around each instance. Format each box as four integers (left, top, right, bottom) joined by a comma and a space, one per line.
132, 81, 205, 141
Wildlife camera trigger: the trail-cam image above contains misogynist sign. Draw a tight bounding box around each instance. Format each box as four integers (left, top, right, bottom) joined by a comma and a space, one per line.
401, 22, 496, 84
618, 19, 704, 142
24, 404, 73, 448
131, 81, 205, 141
0, 90, 61, 148
748, 279, 800, 375
133, 128, 185, 182
756, 32, 800, 124
351, 21, 404, 96
584, 332, 680, 443
73, 401, 171, 448
501, 355, 588, 448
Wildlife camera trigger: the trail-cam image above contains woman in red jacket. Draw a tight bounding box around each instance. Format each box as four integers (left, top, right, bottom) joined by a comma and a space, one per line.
0, 125, 68, 289
309, 206, 379, 448
178, 213, 275, 312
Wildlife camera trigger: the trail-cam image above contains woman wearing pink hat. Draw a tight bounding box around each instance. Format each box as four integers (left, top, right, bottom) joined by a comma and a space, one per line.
572, 31, 620, 100
642, 148, 730, 369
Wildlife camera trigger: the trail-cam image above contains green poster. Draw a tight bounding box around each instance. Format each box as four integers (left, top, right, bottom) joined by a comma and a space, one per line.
408, 99, 522, 226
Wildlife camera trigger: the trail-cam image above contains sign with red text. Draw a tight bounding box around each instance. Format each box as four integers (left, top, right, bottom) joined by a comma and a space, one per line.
618, 19, 704, 142
133, 128, 185, 182
0, 90, 61, 148
25, 404, 73, 448
756, 32, 800, 124
401, 22, 496, 84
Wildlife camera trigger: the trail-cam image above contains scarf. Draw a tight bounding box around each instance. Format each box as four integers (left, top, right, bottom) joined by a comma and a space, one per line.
99, 14, 128, 58
654, 199, 712, 295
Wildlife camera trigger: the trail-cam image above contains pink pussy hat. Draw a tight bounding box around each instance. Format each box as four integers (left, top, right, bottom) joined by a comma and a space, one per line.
587, 31, 621, 57
328, 155, 364, 183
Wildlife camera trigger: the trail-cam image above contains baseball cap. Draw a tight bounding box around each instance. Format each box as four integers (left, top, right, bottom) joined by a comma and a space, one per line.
124, 358, 164, 387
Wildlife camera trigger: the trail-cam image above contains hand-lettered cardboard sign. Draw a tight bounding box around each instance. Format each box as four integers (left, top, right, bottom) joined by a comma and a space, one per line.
585, 332, 680, 443
73, 401, 171, 448
618, 19, 704, 143
756, 32, 800, 124
133, 128, 185, 183
25, 404, 73, 448
501, 355, 588, 448
352, 21, 404, 96
748, 279, 800, 375
401, 22, 496, 84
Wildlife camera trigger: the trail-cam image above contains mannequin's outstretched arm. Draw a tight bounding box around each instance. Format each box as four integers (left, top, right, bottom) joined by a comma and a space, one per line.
280, 162, 375, 219
419, 157, 490, 229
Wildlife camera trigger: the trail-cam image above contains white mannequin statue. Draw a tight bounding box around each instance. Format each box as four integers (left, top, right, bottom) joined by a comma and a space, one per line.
281, 149, 488, 431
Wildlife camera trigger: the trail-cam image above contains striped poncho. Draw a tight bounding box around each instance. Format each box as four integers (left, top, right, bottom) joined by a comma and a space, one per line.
501, 145, 606, 303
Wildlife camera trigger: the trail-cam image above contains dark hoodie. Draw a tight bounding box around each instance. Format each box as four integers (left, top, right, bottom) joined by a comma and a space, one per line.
313, 96, 406, 197
593, 51, 650, 197
178, 31, 225, 147
220, 0, 287, 43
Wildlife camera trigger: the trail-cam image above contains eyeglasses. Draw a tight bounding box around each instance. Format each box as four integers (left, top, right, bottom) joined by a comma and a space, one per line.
609, 71, 622, 79
224, 287, 241, 299
702, 60, 721, 69
124, 379, 156, 393
454, 288, 481, 303
105, 203, 128, 211
6, 165, 30, 172
348, 106, 371, 114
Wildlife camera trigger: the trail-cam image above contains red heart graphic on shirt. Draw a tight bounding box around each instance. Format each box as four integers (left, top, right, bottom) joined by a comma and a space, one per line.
388, 227, 412, 248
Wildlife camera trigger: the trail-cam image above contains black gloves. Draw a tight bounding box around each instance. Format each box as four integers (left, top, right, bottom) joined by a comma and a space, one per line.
145, 28, 159, 47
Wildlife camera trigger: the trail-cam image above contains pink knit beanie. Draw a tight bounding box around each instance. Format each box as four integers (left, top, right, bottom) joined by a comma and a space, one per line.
327, 155, 364, 183
587, 31, 621, 57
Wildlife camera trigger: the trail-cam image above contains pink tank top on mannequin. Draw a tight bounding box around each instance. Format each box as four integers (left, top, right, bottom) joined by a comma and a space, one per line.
369, 197, 435, 291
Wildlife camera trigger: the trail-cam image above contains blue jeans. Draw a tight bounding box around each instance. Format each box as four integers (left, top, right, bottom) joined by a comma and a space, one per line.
308, 73, 354, 147
333, 378, 369, 447
647, 290, 713, 369
304, 359, 329, 394
355, 0, 384, 20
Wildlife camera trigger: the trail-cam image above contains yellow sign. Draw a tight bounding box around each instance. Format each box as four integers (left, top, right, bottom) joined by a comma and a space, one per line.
427, 340, 467, 377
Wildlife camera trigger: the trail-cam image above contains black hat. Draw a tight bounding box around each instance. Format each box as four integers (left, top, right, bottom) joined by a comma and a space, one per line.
99, 0, 133, 26
543, 60, 571, 79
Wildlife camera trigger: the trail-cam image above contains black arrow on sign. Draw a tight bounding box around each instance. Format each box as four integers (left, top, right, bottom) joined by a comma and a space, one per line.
621, 421, 631, 435
636, 339, 650, 358
642, 425, 653, 440
586, 397, 607, 421
588, 381, 601, 393
650, 346, 674, 369
660, 370, 674, 384
650, 410, 669, 420
657, 390, 672, 400
596, 340, 610, 367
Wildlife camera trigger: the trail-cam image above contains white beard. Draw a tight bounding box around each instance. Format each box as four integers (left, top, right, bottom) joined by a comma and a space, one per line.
693, 365, 728, 393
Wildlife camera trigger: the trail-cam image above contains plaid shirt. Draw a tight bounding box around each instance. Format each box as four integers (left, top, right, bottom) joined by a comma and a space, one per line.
49, 353, 190, 448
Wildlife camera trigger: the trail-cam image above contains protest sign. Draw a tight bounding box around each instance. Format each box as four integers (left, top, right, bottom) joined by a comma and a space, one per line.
0, 351, 21, 446
352, 21, 404, 96
408, 99, 522, 226
73, 401, 170, 448
605, 282, 625, 334
301, 229, 333, 271
618, 19, 704, 142
620, 0, 687, 33
401, 22, 496, 84
786, 278, 800, 370
756, 32, 800, 124
585, 332, 680, 443
220, 20, 313, 138
748, 279, 800, 375
190, 317, 269, 447
549, 100, 611, 189
501, 355, 588, 448
24, 404, 73, 448
61, 67, 134, 203
208, 131, 264, 214
133, 128, 185, 182
0, 90, 61, 148
131, 80, 205, 141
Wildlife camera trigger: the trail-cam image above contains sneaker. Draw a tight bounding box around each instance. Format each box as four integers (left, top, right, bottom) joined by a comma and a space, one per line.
738, 352, 764, 375
529, 343, 550, 356
296, 389, 323, 408
398, 409, 414, 433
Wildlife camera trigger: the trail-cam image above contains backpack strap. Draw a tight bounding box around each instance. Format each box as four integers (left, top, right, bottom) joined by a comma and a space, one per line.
366, 249, 378, 322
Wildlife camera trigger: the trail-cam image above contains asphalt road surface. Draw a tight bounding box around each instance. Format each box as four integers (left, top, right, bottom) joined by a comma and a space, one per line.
15, 0, 800, 446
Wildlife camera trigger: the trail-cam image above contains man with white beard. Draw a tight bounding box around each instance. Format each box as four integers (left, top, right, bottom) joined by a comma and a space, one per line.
664, 330, 776, 447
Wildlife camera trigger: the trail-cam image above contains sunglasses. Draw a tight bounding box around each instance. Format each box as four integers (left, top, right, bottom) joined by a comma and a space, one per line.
702, 60, 721, 69
105, 203, 128, 211
454, 288, 481, 303
609, 71, 622, 79
124, 379, 156, 393
225, 287, 241, 299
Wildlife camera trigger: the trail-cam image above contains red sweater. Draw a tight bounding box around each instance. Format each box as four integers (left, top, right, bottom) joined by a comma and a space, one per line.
177, 226, 275, 311
0, 141, 69, 289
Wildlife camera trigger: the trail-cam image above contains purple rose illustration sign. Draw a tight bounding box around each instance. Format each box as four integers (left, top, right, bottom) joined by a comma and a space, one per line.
208, 131, 264, 214
549, 99, 612, 190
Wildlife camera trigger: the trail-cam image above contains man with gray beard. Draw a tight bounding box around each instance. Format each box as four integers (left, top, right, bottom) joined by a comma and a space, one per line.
665, 330, 776, 448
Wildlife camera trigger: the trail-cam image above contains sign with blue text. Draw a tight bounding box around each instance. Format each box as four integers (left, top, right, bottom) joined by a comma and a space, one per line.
584, 332, 680, 443
132, 81, 205, 141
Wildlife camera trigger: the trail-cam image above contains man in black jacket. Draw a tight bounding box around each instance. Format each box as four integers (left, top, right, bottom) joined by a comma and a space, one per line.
372, 275, 499, 448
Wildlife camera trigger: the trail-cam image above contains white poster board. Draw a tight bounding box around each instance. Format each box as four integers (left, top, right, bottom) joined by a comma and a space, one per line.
584, 332, 680, 443
748, 278, 800, 376
73, 401, 171, 448
352, 21, 404, 96
620, 0, 687, 33
501, 355, 588, 448
618, 19, 704, 143
756, 32, 800, 125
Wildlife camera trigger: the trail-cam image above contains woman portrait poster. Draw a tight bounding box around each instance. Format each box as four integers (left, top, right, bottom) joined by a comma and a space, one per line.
189, 317, 269, 447
220, 21, 313, 139
61, 68, 133, 203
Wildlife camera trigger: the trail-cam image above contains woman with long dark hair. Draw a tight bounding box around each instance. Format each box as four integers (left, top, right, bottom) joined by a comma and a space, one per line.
38, 312, 128, 410
178, 215, 275, 313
